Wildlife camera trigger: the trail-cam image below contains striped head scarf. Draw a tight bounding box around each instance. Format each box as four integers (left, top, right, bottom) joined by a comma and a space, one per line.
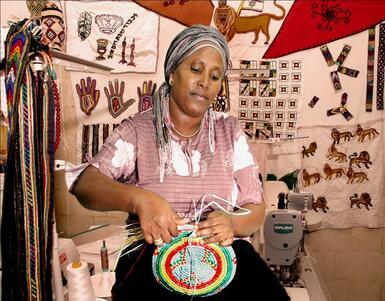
153, 24, 231, 182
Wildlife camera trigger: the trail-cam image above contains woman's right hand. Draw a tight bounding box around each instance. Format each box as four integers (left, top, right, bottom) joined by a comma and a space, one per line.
132, 189, 188, 245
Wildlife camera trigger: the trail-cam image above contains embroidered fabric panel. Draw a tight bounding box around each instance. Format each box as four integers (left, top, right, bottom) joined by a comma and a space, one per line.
65, 1, 159, 73
237, 59, 303, 141
298, 119, 383, 228
71, 73, 142, 164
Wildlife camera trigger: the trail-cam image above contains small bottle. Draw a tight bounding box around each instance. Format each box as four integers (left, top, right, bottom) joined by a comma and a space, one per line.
100, 240, 109, 272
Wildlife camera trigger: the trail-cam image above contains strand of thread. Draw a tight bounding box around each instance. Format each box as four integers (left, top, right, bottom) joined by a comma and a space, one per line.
66, 261, 96, 301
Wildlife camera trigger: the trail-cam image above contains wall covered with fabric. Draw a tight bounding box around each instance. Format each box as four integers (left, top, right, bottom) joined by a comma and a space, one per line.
1, 0, 384, 237
1, 0, 384, 232
1, 1, 385, 299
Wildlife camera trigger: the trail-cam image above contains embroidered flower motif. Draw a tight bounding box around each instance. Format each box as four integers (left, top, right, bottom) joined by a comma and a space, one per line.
171, 140, 201, 176
111, 139, 135, 172
233, 135, 254, 172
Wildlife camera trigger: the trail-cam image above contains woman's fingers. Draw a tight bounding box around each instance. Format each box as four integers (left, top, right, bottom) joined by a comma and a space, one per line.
201, 232, 233, 245
169, 216, 189, 237
196, 211, 234, 245
136, 191, 185, 245
143, 233, 154, 245
219, 237, 234, 247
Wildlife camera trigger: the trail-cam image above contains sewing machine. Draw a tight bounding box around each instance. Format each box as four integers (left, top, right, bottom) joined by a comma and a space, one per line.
261, 186, 332, 300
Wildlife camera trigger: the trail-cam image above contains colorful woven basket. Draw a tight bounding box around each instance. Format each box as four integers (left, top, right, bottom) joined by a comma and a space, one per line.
152, 232, 237, 297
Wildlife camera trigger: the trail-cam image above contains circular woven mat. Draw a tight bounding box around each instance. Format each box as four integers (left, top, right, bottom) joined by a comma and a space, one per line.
152, 232, 237, 297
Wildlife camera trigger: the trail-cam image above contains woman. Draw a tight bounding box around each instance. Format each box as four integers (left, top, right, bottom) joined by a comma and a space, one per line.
71, 25, 289, 300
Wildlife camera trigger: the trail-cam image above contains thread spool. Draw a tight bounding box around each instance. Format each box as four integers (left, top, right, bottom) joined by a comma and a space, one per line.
66, 260, 96, 301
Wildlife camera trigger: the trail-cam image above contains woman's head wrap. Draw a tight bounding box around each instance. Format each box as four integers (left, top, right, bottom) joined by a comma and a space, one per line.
164, 24, 231, 82
153, 24, 231, 182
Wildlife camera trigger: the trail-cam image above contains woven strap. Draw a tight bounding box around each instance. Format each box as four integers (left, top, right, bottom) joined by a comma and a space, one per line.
376, 23, 385, 110
366, 27, 376, 112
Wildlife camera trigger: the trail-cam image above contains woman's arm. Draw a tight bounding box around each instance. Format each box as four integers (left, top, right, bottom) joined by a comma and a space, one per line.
72, 165, 187, 244
72, 165, 139, 212
231, 202, 265, 237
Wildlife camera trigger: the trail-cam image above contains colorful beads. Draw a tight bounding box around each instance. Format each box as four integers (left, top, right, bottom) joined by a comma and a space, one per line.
152, 232, 236, 297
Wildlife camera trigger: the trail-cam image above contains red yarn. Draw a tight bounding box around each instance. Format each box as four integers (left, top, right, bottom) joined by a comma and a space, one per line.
52, 81, 61, 151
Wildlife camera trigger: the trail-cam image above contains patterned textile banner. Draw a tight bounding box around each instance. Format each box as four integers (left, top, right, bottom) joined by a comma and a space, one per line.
298, 119, 384, 229
69, 70, 158, 163
236, 59, 304, 141
263, 0, 385, 59
65, 1, 159, 73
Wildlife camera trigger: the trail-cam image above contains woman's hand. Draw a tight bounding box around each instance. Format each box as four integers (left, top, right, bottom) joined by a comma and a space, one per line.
133, 189, 188, 246
195, 211, 234, 247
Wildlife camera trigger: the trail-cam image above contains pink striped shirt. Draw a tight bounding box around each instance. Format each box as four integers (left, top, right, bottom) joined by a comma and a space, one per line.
91, 109, 263, 219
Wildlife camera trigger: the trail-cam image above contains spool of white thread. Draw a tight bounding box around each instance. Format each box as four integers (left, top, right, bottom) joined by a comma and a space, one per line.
66, 261, 96, 301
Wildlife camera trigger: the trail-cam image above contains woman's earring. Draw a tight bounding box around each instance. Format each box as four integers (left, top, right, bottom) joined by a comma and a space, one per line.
169, 78, 174, 86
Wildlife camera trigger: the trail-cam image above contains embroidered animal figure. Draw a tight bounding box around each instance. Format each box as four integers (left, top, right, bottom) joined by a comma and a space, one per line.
349, 151, 372, 169
323, 163, 345, 180
312, 196, 329, 213
214, 0, 286, 44
349, 193, 373, 210
346, 167, 369, 184
330, 128, 355, 144
302, 169, 322, 187
356, 124, 379, 142
326, 143, 347, 163
302, 142, 317, 158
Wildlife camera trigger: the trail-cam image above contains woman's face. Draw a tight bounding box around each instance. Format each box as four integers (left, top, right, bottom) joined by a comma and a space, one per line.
169, 46, 224, 119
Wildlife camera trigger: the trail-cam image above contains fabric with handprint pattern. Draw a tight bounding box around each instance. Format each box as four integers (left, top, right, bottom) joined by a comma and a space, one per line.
104, 79, 135, 118
138, 80, 157, 112
76, 76, 100, 116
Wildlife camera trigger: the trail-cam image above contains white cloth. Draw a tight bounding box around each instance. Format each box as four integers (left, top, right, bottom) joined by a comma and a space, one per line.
65, 1, 159, 73
298, 119, 384, 228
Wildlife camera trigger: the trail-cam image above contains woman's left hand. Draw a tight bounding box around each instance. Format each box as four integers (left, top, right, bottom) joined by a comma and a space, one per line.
195, 211, 234, 247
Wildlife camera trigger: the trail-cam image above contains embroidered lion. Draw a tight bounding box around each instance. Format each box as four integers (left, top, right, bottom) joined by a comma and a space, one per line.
349, 193, 373, 210
302, 142, 317, 158
346, 167, 368, 184
323, 163, 345, 180
312, 196, 329, 213
331, 128, 355, 145
356, 124, 379, 143
326, 143, 347, 163
213, 0, 286, 44
302, 169, 322, 187
349, 151, 372, 169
